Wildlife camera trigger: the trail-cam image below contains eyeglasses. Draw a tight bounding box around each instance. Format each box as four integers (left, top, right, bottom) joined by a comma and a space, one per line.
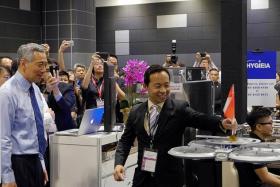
257, 122, 273, 125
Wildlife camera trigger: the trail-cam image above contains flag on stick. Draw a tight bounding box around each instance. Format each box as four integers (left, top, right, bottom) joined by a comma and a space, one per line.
223, 84, 235, 119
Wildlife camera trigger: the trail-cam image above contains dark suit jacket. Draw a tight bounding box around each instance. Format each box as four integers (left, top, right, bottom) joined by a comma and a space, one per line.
115, 98, 224, 187
47, 82, 76, 131
213, 81, 222, 115
81, 77, 104, 109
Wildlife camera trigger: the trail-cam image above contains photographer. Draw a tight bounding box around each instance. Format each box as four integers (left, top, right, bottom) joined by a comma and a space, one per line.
193, 52, 218, 70
162, 54, 184, 68
163, 40, 183, 68
162, 54, 173, 67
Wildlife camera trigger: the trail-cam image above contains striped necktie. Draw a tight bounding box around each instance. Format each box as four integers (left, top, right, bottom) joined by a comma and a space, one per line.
149, 105, 159, 136
29, 85, 47, 156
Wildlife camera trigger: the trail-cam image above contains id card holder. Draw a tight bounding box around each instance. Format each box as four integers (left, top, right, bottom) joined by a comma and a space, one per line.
96, 99, 104, 108
141, 148, 158, 173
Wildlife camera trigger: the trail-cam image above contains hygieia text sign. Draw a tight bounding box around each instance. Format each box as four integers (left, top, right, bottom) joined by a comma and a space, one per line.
247, 51, 276, 107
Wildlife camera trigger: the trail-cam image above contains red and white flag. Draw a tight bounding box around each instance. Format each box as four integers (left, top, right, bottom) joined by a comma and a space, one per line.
223, 84, 235, 119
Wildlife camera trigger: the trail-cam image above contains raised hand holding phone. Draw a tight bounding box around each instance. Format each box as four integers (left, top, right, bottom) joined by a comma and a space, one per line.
46, 68, 60, 94
59, 40, 74, 52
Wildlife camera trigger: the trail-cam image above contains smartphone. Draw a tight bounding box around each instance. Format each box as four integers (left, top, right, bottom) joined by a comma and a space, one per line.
97, 52, 109, 61
68, 40, 74, 47
200, 52, 206, 57
49, 65, 59, 76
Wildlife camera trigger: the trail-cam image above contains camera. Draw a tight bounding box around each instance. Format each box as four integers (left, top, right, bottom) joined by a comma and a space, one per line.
171, 40, 178, 64
200, 52, 206, 58
49, 64, 59, 76
172, 40, 176, 54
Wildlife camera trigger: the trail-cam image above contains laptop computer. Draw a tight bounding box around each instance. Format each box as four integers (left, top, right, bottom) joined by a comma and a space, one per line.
55, 107, 104, 136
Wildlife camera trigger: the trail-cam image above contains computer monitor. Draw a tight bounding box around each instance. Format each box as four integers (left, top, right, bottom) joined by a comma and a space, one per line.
183, 80, 215, 140
103, 61, 116, 132
185, 67, 207, 81
183, 80, 214, 115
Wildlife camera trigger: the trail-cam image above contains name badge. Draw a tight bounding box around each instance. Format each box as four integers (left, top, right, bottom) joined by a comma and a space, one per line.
141, 148, 158, 173
96, 99, 104, 108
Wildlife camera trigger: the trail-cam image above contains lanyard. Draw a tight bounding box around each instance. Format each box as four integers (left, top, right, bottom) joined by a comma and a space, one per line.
146, 111, 159, 148
91, 76, 103, 98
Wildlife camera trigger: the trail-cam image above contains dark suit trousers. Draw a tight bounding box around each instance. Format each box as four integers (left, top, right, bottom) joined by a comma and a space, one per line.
11, 154, 44, 187
132, 175, 156, 187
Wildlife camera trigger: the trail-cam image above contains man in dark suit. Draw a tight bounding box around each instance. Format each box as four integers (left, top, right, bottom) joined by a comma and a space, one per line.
46, 80, 76, 131
45, 78, 76, 131
113, 65, 237, 187
43, 71, 76, 187
209, 68, 222, 115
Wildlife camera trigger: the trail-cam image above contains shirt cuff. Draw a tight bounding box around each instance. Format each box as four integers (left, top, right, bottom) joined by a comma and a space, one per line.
54, 92, 62, 101
2, 171, 15, 184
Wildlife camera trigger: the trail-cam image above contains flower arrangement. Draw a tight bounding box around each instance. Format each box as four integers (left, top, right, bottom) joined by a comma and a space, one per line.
122, 59, 149, 86
122, 59, 149, 106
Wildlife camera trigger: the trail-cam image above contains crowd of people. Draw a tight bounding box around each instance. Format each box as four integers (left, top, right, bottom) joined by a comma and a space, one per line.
0, 42, 278, 187
163, 51, 222, 115
0, 44, 229, 187
0, 42, 128, 187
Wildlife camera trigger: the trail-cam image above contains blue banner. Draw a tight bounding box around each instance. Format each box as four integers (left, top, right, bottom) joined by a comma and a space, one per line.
247, 51, 276, 79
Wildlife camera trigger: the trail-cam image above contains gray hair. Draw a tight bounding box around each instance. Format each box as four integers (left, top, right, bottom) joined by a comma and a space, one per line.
17, 43, 45, 62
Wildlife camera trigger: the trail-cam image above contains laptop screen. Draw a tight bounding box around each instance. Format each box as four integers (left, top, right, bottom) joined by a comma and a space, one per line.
78, 107, 104, 135
89, 107, 104, 126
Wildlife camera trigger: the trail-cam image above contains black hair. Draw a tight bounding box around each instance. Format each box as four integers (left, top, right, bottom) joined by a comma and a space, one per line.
59, 70, 69, 80
246, 107, 272, 130
48, 58, 58, 65
109, 54, 118, 60
144, 64, 170, 86
11, 59, 18, 75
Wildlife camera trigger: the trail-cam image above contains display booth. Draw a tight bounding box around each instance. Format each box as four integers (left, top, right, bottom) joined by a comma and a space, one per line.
50, 132, 137, 187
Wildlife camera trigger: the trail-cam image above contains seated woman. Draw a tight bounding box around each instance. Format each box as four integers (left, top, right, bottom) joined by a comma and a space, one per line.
235, 107, 280, 187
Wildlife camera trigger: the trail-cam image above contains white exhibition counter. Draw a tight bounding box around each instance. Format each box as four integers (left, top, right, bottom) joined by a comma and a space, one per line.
49, 132, 137, 187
